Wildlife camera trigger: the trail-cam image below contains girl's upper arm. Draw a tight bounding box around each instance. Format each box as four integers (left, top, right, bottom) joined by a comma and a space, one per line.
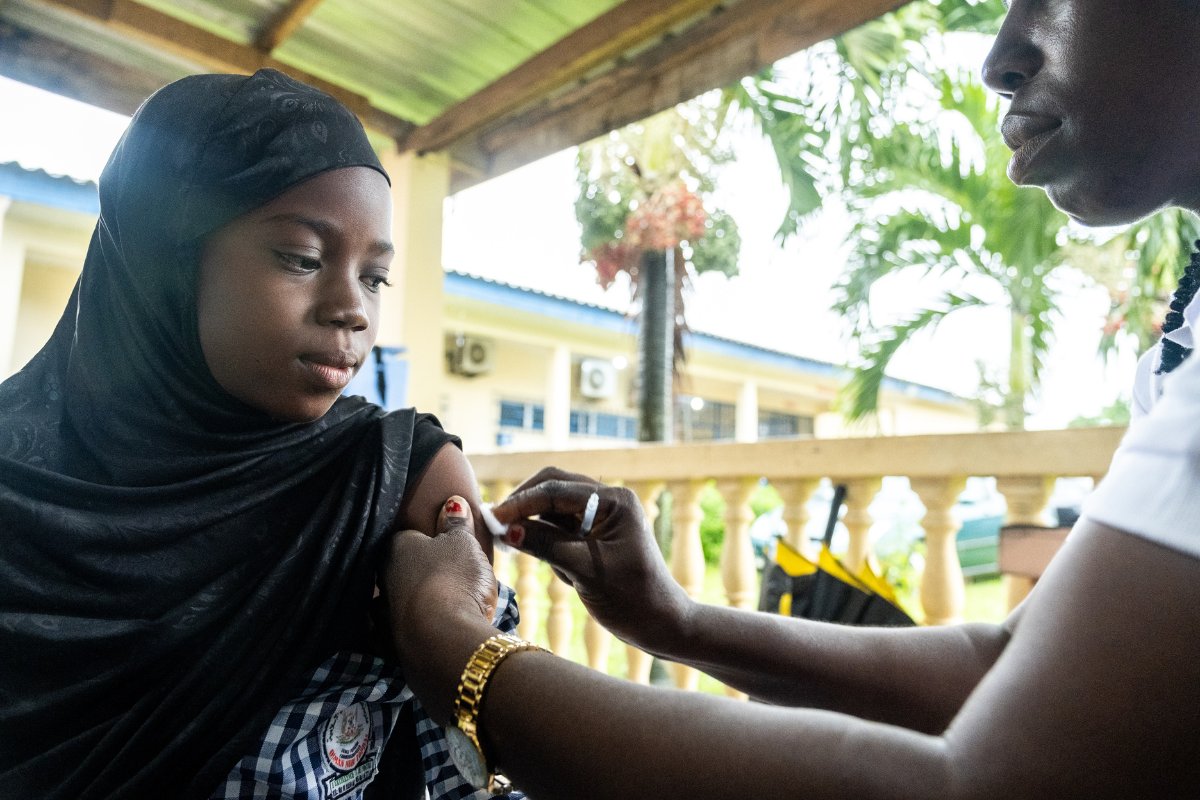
395, 441, 493, 562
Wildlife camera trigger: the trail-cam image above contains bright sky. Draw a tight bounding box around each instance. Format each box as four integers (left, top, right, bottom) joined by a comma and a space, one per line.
0, 61, 1138, 429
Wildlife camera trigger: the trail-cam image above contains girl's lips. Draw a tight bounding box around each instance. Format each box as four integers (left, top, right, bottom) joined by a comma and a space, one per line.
300, 356, 355, 390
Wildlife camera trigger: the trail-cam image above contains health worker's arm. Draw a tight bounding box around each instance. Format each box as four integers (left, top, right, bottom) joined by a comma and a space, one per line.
491, 469, 1015, 734
385, 512, 1200, 799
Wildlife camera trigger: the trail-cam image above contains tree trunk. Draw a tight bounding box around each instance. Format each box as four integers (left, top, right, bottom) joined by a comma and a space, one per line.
637, 248, 677, 688
1005, 308, 1029, 431
637, 248, 675, 443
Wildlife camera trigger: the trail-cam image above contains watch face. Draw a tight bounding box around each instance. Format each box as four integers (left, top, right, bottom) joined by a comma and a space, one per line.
445, 726, 488, 788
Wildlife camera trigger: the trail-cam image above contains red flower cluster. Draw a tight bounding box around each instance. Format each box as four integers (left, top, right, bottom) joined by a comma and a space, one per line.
587, 182, 709, 289
592, 241, 639, 289
624, 182, 708, 251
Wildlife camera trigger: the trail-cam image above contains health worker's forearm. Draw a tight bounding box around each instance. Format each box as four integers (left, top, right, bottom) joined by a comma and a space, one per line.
648, 601, 1012, 734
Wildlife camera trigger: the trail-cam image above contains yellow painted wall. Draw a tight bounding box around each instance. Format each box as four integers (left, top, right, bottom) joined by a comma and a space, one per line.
12, 260, 76, 372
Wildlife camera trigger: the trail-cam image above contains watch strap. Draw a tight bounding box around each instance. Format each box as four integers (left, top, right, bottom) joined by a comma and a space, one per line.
453, 632, 544, 794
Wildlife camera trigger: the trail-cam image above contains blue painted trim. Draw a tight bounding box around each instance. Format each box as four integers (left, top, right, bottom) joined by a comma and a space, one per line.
0, 162, 99, 215
446, 271, 964, 406
445, 271, 637, 336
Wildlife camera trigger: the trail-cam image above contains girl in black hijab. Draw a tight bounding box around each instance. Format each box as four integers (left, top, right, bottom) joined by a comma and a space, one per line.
0, 68, 513, 799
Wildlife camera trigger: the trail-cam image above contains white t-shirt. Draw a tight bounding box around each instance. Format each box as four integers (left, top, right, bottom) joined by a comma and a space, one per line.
1085, 330, 1200, 559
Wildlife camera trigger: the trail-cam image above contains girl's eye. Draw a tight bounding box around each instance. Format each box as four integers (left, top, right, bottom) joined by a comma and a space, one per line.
363, 274, 393, 293
275, 251, 321, 272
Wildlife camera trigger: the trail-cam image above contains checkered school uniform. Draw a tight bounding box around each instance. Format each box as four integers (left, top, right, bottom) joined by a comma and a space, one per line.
214, 584, 523, 800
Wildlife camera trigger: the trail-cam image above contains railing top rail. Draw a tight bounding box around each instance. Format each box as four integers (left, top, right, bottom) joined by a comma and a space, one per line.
469, 427, 1126, 484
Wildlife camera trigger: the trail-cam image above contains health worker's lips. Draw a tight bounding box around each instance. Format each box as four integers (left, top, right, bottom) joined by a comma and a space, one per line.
1000, 113, 1062, 184
300, 351, 358, 390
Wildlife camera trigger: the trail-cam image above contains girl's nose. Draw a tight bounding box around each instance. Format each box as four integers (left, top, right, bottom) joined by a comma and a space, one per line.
317, 272, 369, 331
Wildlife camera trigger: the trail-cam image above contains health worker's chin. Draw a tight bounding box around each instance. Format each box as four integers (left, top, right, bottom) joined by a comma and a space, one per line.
1045, 181, 1159, 229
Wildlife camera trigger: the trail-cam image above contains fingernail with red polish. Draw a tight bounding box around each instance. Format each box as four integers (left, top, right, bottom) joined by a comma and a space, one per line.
506, 524, 524, 548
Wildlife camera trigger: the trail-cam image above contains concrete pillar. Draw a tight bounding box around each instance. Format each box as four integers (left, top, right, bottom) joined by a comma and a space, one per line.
625, 481, 664, 684
379, 150, 449, 414
545, 344, 572, 450
911, 476, 968, 625
0, 197, 25, 377
775, 478, 821, 556
839, 477, 882, 573
717, 475, 759, 701
735, 380, 759, 443
668, 478, 707, 691
997, 475, 1057, 610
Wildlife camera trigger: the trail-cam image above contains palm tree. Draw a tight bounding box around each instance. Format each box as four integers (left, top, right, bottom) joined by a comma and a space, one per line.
573, 0, 1009, 440
575, 105, 740, 442
836, 72, 1070, 430
1070, 209, 1200, 358
725, 0, 1007, 241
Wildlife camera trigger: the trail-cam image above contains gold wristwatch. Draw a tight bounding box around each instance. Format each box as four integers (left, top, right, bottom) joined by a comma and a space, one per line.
445, 632, 543, 795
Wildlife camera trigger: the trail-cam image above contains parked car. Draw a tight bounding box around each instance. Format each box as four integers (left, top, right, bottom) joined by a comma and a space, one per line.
749, 477, 1015, 579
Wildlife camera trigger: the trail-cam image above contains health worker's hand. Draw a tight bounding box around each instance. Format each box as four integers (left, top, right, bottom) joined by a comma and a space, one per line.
492, 468, 693, 656
382, 496, 499, 722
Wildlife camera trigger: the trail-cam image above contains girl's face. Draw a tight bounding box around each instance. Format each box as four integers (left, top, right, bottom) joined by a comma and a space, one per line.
196, 167, 394, 423
983, 0, 1200, 226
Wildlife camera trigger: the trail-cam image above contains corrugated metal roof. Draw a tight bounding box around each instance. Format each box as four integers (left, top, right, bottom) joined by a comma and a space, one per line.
0, 0, 902, 188
2, 0, 624, 125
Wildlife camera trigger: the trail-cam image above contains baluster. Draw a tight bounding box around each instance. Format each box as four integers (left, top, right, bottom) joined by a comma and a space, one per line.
546, 572, 574, 657
668, 478, 707, 690
515, 552, 542, 643
583, 614, 611, 672
717, 476, 759, 700
624, 481, 663, 684
839, 478, 881, 572
996, 475, 1056, 611
775, 478, 821, 556
491, 546, 512, 588
487, 481, 515, 586
910, 477, 968, 625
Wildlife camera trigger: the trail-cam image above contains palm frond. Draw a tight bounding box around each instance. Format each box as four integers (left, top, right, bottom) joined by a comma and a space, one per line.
839, 292, 989, 421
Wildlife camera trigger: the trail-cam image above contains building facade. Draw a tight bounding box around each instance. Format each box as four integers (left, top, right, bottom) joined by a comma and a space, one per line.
0, 161, 978, 455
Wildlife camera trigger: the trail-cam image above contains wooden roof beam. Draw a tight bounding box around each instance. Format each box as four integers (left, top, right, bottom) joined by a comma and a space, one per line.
447, 0, 910, 192
253, 0, 325, 54
39, 0, 414, 140
0, 21, 164, 116
399, 0, 728, 156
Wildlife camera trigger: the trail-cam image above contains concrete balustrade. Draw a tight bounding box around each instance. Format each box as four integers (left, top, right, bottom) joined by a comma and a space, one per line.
481, 427, 1124, 692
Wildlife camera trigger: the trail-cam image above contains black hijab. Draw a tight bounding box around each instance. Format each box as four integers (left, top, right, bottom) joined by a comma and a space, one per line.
0, 69, 443, 797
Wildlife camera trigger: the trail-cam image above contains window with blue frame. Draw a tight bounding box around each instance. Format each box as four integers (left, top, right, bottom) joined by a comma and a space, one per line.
499, 400, 545, 431
758, 411, 815, 438
570, 409, 637, 440
676, 397, 736, 441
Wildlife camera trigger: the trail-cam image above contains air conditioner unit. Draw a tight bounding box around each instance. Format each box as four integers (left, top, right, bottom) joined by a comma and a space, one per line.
579, 358, 617, 399
448, 336, 494, 376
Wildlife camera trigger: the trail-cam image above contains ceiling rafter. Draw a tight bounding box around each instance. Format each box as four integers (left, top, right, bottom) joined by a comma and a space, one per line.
38, 0, 414, 139
446, 0, 908, 192
5, 0, 912, 191
0, 21, 163, 116
253, 0, 324, 54
398, 0, 727, 156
